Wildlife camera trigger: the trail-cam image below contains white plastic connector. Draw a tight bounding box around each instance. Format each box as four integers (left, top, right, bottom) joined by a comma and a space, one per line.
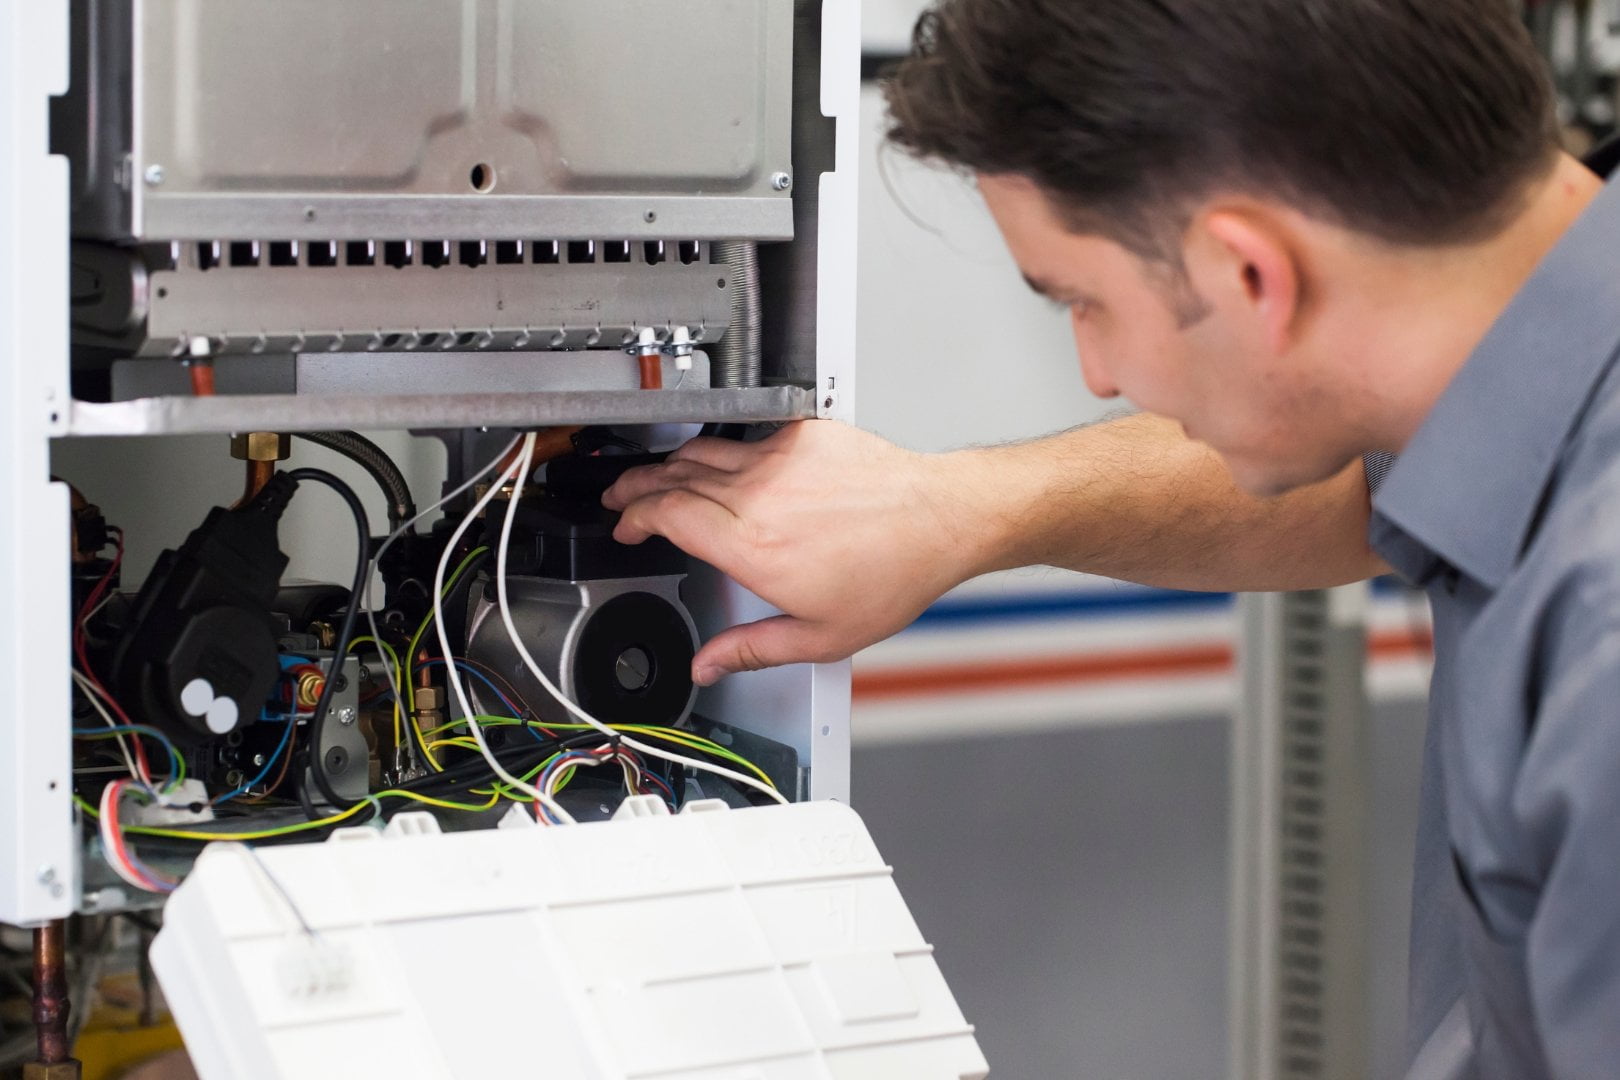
187, 334, 212, 358
274, 938, 353, 1000
497, 804, 537, 830
382, 812, 441, 839
635, 325, 659, 354
610, 794, 672, 821
669, 325, 694, 371
127, 779, 215, 824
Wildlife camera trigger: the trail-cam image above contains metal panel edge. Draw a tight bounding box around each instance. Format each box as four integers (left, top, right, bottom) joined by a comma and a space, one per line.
66, 387, 816, 437
805, 0, 861, 802
1, 0, 77, 924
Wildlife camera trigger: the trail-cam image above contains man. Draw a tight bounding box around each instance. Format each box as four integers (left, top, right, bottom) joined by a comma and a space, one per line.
605, 1, 1620, 1075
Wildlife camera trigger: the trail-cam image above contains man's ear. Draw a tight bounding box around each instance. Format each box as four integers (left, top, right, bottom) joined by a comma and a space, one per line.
1184, 207, 1303, 355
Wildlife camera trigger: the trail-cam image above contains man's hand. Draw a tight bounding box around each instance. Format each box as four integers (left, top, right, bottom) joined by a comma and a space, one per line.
604, 413, 1385, 687
604, 421, 983, 686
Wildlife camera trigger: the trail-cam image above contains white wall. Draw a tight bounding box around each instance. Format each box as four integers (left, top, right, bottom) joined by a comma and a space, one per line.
862, 0, 927, 54
854, 86, 1116, 451
51, 432, 445, 590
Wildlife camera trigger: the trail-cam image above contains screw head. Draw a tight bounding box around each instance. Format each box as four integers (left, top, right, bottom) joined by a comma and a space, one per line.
771, 171, 792, 191
336, 706, 357, 726
36, 865, 56, 885
252, 754, 266, 767
143, 164, 165, 186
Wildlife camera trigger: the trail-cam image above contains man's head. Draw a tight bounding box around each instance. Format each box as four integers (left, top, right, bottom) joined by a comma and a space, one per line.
885, 0, 1565, 494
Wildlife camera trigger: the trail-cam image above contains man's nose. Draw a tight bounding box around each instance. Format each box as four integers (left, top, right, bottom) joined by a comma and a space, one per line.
1076, 345, 1120, 400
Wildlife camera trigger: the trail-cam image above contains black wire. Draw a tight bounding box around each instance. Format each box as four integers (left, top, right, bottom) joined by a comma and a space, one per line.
284, 468, 370, 813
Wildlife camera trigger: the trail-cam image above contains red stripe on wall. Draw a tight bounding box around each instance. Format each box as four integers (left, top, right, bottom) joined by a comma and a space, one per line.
852, 629, 1432, 701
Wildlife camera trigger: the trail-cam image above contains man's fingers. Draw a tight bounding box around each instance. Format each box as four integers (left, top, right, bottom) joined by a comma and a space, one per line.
603, 458, 732, 511
692, 615, 827, 685
666, 435, 764, 472
612, 487, 746, 568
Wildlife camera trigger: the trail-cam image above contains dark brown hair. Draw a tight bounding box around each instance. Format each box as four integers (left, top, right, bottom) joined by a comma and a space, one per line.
885, 0, 1560, 259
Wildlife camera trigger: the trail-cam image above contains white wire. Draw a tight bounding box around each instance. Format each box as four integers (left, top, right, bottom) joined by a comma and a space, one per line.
542, 750, 641, 808
71, 669, 142, 785
81, 592, 116, 627
362, 434, 523, 759
431, 436, 576, 824
494, 434, 790, 807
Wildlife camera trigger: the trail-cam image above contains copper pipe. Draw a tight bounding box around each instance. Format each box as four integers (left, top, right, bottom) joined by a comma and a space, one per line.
187, 360, 216, 397
492, 427, 583, 479
32, 921, 71, 1065
532, 426, 583, 465
241, 458, 275, 504
418, 649, 432, 690
637, 352, 663, 390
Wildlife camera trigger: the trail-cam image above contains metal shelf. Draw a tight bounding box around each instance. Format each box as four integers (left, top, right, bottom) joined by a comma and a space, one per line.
62, 387, 815, 437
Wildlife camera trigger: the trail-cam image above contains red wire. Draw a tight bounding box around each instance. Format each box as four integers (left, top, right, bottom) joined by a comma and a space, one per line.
74, 531, 153, 778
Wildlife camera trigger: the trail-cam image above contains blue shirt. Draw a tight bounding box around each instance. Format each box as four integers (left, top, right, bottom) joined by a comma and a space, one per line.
1371, 166, 1620, 1079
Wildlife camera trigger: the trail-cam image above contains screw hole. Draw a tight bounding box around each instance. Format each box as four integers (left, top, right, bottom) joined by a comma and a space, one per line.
820, 725, 831, 737
717, 277, 727, 289
157, 287, 168, 299
470, 163, 495, 192
48, 780, 57, 791
644, 210, 657, 223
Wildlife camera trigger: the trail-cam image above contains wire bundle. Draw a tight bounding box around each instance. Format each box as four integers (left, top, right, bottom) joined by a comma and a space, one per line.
79, 429, 789, 890
98, 780, 178, 894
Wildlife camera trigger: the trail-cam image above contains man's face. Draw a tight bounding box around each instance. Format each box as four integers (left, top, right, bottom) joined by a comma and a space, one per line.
978, 174, 1360, 496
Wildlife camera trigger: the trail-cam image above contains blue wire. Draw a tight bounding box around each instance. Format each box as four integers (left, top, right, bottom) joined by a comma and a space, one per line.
72, 725, 182, 786
415, 659, 549, 742
642, 769, 678, 809
211, 712, 297, 806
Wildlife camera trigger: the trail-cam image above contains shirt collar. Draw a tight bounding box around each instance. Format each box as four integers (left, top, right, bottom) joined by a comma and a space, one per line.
1371, 168, 1620, 589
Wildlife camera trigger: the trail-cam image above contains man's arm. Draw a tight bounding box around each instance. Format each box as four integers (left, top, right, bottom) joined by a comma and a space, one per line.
603, 412, 1387, 684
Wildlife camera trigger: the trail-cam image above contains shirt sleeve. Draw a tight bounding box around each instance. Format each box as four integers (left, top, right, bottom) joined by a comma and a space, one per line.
1516, 597, 1620, 1076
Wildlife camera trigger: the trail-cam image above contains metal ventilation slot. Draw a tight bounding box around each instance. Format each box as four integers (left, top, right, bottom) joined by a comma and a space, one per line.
1280, 603, 1329, 1078
1232, 589, 1371, 1080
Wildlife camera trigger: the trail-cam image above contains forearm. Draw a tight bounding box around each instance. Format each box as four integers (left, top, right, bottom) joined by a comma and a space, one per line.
941, 412, 1387, 591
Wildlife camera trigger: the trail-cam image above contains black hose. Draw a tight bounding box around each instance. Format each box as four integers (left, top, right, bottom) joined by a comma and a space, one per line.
294, 431, 415, 530
284, 468, 370, 812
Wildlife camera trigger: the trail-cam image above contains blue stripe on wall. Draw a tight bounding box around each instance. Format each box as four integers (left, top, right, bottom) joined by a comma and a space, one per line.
909, 589, 1232, 629
907, 577, 1413, 631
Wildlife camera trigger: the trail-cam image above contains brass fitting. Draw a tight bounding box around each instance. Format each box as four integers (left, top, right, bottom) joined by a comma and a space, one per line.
414, 686, 445, 733
230, 432, 291, 462
22, 1062, 81, 1080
